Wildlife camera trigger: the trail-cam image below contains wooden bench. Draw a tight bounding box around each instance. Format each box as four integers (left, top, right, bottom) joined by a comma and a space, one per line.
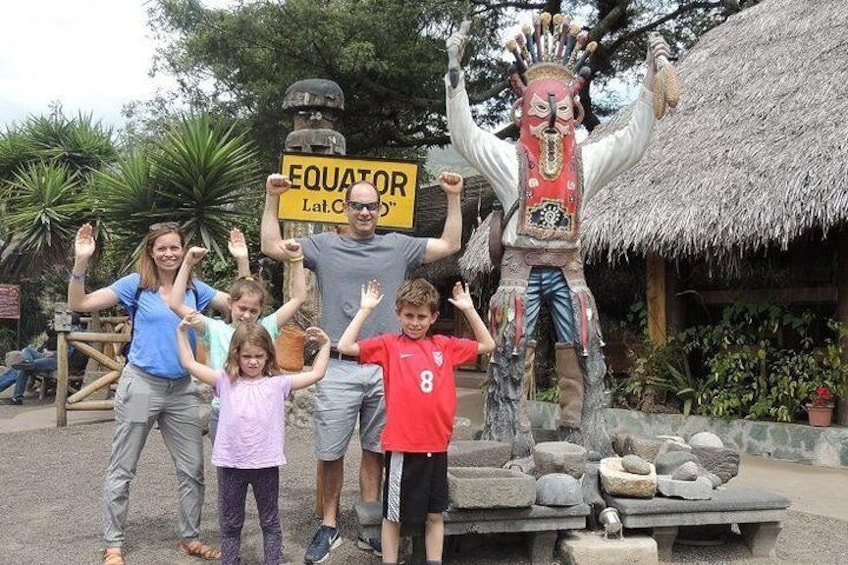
603, 487, 790, 559
355, 500, 589, 564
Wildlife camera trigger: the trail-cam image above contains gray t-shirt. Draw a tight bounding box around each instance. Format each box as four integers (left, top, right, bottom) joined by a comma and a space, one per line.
300, 232, 427, 343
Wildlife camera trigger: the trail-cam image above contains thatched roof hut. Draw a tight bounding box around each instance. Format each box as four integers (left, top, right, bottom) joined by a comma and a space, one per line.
582, 0, 848, 269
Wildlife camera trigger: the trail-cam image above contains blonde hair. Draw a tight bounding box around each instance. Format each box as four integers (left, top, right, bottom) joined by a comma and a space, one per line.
396, 278, 440, 314
228, 277, 270, 311
223, 322, 280, 381
137, 223, 191, 290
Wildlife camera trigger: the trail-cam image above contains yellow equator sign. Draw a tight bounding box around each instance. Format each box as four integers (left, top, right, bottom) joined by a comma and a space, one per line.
277, 153, 420, 230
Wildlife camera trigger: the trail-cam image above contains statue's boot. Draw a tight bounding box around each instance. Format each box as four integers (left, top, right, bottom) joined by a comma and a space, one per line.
556, 343, 584, 445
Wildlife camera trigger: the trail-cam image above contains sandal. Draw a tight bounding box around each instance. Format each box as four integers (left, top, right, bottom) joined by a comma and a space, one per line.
103, 548, 124, 565
179, 540, 221, 560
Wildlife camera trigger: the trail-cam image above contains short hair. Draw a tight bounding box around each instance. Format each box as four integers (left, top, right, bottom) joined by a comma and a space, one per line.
344, 180, 381, 204
396, 278, 440, 314
223, 322, 280, 381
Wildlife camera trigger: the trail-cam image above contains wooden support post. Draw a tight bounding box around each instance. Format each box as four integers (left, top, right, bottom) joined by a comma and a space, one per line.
836, 230, 848, 426
56, 332, 69, 427
646, 253, 668, 345
67, 370, 121, 404
66, 400, 115, 410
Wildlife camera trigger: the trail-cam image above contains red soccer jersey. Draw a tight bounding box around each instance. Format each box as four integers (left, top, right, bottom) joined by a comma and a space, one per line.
358, 333, 478, 452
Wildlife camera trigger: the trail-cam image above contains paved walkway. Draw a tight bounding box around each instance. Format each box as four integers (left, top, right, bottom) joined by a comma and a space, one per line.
3, 374, 847, 523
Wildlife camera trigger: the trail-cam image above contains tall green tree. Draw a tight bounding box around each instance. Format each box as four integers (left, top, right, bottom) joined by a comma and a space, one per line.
95, 114, 262, 271
139, 0, 755, 162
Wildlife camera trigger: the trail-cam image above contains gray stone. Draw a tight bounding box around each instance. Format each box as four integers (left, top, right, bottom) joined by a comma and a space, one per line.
447, 467, 536, 509
656, 475, 714, 500
599, 458, 657, 499
671, 461, 699, 481
654, 451, 699, 475
532, 428, 560, 444
656, 435, 686, 445
452, 416, 473, 440
534, 441, 588, 479
559, 530, 658, 565
620, 434, 666, 462
448, 439, 512, 468
580, 462, 605, 512
527, 400, 559, 430
690, 446, 740, 484
504, 455, 535, 475
621, 454, 652, 475
689, 431, 724, 449
536, 473, 584, 507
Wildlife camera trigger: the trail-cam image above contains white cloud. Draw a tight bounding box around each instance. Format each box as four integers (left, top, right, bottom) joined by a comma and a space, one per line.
0, 0, 173, 129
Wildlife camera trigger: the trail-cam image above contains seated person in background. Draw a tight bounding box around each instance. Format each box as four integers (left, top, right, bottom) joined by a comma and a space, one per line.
0, 314, 86, 405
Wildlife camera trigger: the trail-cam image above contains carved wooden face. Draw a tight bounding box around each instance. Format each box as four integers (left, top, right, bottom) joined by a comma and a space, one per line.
520, 77, 575, 139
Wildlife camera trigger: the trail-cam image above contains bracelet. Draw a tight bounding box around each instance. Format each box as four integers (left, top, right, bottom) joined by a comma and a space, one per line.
70, 272, 86, 282
287, 255, 304, 263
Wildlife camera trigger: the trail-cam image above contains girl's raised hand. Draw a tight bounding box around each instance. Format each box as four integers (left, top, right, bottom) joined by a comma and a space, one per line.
228, 228, 248, 262
179, 311, 203, 330
360, 280, 384, 310
305, 326, 329, 347
184, 246, 208, 267
74, 223, 96, 261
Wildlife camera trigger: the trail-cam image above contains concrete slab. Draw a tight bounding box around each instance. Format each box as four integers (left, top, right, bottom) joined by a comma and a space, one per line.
448, 467, 536, 509
559, 530, 658, 565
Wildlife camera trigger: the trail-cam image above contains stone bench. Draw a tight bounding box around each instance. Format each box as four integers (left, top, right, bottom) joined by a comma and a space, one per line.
603, 487, 790, 559
355, 501, 589, 564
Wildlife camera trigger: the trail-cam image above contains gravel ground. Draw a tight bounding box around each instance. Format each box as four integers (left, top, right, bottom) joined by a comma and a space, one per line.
1, 420, 846, 564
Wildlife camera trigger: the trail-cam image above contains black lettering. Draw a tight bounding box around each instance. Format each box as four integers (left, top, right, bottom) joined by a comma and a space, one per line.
300, 198, 310, 211
322, 166, 340, 192
380, 202, 390, 217
331, 199, 346, 213
357, 168, 371, 182
288, 164, 303, 188
390, 171, 407, 197
373, 170, 389, 194
304, 165, 321, 190
340, 168, 356, 189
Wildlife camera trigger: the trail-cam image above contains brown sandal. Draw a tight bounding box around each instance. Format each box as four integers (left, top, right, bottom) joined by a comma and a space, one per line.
103, 548, 124, 565
179, 540, 221, 560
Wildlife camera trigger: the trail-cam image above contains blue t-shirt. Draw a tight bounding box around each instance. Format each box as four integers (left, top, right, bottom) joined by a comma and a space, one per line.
111, 273, 216, 379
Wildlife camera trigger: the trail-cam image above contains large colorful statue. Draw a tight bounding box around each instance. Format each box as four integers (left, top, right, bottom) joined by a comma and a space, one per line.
445, 14, 675, 456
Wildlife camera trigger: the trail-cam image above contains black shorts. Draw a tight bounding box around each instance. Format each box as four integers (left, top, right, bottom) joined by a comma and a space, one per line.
382, 451, 448, 524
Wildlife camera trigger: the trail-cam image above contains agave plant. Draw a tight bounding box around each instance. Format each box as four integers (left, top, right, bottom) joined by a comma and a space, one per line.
0, 162, 91, 275
96, 114, 261, 269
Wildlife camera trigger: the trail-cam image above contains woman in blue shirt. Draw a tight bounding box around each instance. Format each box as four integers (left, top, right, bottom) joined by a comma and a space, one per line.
69, 222, 229, 565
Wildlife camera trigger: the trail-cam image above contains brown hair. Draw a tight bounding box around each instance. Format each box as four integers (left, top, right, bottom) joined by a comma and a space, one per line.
223, 322, 280, 381
396, 278, 440, 314
136, 223, 190, 290
228, 277, 271, 312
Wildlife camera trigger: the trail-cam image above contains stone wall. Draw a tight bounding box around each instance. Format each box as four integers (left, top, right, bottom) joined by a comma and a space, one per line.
604, 408, 848, 469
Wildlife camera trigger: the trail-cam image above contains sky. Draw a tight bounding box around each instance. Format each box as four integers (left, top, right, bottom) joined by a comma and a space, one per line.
0, 1, 227, 130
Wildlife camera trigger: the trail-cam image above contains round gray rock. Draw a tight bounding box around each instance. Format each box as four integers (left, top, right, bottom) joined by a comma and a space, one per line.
672, 461, 700, 481
655, 450, 700, 475
536, 473, 584, 507
621, 454, 652, 475
689, 431, 724, 449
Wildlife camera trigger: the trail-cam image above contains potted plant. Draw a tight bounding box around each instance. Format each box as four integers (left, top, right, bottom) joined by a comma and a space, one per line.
806, 385, 834, 427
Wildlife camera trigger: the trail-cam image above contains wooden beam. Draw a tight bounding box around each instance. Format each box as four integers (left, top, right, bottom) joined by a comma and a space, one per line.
56, 333, 69, 427
699, 286, 838, 305
66, 400, 114, 411
66, 370, 121, 404
646, 253, 667, 345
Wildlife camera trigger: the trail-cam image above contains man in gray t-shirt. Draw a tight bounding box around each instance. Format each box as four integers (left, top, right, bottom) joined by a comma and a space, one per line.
261, 172, 464, 563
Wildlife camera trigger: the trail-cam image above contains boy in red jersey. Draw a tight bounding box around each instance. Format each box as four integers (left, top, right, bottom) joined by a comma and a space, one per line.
338, 278, 494, 565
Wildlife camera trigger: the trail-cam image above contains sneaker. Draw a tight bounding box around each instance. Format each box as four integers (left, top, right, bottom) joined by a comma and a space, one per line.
1, 398, 22, 406
356, 534, 382, 557
304, 525, 341, 564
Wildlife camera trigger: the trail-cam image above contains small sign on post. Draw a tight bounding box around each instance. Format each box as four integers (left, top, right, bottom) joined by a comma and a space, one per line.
278, 152, 420, 230
0, 284, 21, 320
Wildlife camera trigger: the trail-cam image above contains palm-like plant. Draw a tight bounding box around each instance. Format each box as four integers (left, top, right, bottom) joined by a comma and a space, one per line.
1, 162, 91, 274
96, 115, 261, 269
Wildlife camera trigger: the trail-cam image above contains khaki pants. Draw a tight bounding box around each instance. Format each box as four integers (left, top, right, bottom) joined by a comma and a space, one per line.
101, 364, 204, 548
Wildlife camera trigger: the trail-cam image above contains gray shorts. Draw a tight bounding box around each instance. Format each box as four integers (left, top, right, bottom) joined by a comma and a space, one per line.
313, 359, 385, 460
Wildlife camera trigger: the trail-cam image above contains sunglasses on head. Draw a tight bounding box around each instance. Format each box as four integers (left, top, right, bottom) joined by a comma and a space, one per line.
347, 201, 379, 212
149, 221, 180, 232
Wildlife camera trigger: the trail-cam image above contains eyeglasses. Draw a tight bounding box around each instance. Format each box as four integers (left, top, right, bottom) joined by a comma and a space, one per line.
347, 201, 380, 212
149, 221, 180, 232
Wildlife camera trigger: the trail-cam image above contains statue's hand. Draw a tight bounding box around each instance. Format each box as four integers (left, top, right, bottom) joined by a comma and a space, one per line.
644, 33, 671, 87
447, 20, 471, 88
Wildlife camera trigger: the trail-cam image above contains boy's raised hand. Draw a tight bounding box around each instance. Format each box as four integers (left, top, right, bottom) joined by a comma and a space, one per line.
305, 326, 329, 347
438, 171, 463, 195
266, 174, 291, 197
360, 280, 384, 310
448, 281, 474, 311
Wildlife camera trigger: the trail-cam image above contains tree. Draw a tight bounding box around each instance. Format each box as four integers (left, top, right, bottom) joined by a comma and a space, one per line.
94, 114, 262, 271
140, 0, 755, 162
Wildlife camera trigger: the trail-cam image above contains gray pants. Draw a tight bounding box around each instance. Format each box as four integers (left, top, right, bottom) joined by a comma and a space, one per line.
102, 364, 205, 548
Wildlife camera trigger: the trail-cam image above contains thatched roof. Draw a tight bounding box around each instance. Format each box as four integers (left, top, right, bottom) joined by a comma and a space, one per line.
582, 0, 848, 268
